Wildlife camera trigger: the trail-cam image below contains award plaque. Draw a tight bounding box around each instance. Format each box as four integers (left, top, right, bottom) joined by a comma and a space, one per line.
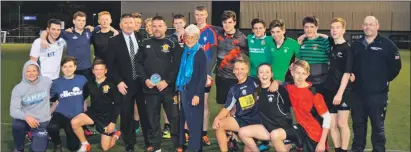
150, 73, 161, 85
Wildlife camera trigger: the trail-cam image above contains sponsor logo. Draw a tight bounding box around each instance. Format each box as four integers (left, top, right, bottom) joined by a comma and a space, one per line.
36, 131, 48, 137
72, 35, 78, 40
370, 47, 382, 51
60, 87, 83, 98
22, 91, 48, 105
341, 102, 348, 108
146, 45, 151, 48
337, 52, 343, 58
86, 32, 90, 39
240, 86, 248, 90
249, 48, 264, 53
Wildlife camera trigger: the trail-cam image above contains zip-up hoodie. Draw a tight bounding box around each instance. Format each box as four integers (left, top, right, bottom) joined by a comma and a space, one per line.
10, 60, 53, 122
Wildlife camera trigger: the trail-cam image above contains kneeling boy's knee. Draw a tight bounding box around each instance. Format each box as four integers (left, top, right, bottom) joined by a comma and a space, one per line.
270, 129, 284, 140
101, 145, 110, 151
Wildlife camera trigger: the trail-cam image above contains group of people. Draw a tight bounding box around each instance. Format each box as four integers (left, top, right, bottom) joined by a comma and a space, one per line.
10, 5, 402, 152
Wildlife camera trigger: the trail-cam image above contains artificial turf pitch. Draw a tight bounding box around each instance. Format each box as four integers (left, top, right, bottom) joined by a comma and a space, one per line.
1, 44, 409, 151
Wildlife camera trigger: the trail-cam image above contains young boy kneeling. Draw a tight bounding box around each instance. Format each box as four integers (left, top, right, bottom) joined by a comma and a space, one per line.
71, 59, 121, 152
212, 60, 261, 152
271, 60, 330, 152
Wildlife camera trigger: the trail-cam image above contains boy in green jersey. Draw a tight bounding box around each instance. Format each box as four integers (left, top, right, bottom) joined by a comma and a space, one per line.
247, 18, 274, 78
296, 16, 331, 95
269, 20, 301, 83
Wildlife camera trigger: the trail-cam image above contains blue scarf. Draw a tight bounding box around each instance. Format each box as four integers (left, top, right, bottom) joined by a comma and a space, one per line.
176, 43, 200, 91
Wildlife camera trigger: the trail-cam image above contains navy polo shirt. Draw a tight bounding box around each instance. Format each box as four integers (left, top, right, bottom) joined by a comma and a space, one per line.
60, 29, 92, 70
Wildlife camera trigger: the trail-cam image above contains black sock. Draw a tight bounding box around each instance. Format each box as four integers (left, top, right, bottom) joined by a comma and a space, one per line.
164, 123, 171, 129
202, 131, 207, 136
341, 148, 348, 152
335, 147, 342, 152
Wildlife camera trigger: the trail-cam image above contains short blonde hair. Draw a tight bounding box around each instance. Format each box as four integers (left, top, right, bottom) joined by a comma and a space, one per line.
184, 24, 200, 39
144, 18, 152, 26
330, 17, 346, 29
98, 11, 111, 18
293, 60, 310, 72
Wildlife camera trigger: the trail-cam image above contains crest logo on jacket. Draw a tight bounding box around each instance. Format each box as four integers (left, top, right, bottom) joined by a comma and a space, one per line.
162, 44, 170, 53
103, 85, 110, 93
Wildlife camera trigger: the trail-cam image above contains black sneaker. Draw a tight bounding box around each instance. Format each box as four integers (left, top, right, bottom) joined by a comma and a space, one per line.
53, 144, 63, 152
125, 144, 134, 152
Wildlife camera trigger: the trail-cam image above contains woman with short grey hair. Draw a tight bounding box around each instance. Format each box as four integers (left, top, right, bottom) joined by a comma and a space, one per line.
176, 24, 208, 151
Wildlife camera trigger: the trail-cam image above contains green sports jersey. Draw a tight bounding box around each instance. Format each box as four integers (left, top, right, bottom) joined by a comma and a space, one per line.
271, 37, 300, 82
247, 34, 274, 77
299, 36, 331, 64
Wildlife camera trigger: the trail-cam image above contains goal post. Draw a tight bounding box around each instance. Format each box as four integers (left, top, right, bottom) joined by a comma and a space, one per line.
1, 31, 7, 44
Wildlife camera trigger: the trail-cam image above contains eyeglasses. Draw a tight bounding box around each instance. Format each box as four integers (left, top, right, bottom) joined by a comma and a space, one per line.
184, 35, 197, 40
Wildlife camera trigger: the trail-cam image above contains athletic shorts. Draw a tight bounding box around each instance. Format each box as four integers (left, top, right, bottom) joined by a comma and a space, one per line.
285, 124, 318, 152
234, 117, 261, 128
215, 75, 238, 104
84, 110, 115, 136
323, 89, 351, 113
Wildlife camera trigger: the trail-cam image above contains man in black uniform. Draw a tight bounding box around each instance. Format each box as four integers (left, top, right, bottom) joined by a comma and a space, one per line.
135, 16, 183, 152
350, 16, 401, 152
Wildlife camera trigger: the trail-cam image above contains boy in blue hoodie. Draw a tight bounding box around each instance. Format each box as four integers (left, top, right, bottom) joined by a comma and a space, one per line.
10, 60, 53, 152
47, 56, 88, 152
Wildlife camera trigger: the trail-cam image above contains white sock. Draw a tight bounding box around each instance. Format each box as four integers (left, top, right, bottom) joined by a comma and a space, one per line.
81, 141, 89, 145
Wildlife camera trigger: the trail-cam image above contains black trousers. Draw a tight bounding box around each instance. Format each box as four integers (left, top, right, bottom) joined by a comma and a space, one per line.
351, 92, 388, 152
145, 93, 180, 149
47, 112, 80, 151
120, 87, 149, 147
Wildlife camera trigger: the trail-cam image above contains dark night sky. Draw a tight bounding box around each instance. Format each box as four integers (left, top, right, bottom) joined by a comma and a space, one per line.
1, 1, 121, 30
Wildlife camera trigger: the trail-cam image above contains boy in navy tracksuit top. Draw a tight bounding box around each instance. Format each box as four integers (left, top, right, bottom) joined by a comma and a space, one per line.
47, 56, 88, 152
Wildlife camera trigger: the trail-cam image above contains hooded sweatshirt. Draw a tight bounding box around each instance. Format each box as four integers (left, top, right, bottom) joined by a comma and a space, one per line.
10, 60, 53, 123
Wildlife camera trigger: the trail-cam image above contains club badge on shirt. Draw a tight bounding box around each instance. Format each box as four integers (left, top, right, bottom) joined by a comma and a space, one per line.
162, 44, 170, 53
313, 44, 318, 50
103, 85, 110, 93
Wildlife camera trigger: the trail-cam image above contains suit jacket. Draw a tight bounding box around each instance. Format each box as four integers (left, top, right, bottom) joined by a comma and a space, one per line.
106, 32, 142, 91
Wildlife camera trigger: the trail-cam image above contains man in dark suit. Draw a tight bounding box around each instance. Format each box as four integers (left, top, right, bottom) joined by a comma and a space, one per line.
106, 13, 149, 152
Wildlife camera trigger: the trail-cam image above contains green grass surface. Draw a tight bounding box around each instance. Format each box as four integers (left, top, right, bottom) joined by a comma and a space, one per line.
1, 44, 410, 151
